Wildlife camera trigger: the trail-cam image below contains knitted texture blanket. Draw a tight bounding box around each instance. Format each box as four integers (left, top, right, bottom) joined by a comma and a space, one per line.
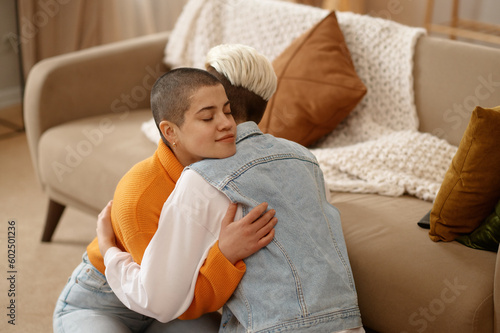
142, 0, 458, 201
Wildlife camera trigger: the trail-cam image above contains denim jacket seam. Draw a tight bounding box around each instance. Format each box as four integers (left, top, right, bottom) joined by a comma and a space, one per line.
227, 182, 260, 209
272, 239, 308, 316
234, 285, 253, 330
328, 223, 356, 290
253, 307, 361, 333
312, 164, 356, 290
220, 154, 318, 188
235, 125, 261, 143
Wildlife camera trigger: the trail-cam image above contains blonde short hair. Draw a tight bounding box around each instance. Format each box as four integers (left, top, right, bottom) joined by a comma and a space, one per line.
205, 44, 277, 101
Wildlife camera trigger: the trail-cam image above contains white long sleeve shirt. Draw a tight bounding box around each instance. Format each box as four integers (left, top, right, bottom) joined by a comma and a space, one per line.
104, 169, 241, 323
103, 169, 362, 332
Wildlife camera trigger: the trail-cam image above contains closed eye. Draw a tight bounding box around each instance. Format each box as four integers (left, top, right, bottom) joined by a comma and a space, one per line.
224, 101, 232, 115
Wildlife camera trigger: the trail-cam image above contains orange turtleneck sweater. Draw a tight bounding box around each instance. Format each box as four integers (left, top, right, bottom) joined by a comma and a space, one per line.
86, 141, 245, 319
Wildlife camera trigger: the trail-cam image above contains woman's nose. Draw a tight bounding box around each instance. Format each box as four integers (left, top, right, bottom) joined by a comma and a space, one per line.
217, 113, 234, 130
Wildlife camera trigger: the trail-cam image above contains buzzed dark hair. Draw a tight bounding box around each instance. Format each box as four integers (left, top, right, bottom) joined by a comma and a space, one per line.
207, 66, 267, 124
151, 67, 221, 145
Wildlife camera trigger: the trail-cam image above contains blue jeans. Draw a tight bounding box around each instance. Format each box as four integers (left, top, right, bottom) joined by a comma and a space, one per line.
54, 252, 221, 333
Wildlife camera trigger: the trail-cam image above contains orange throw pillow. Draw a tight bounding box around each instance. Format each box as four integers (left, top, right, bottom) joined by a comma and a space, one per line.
258, 11, 367, 147
429, 105, 500, 242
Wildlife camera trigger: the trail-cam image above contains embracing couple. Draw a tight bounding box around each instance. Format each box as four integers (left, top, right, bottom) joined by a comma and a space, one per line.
53, 43, 364, 333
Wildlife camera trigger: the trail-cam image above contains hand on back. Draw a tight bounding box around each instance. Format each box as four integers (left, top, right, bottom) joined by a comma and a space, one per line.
218, 202, 277, 265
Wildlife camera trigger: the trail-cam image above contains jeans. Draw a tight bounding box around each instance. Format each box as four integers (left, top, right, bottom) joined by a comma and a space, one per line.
53, 252, 221, 333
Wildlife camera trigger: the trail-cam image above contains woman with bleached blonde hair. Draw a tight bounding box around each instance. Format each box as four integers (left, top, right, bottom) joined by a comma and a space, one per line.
205, 44, 277, 124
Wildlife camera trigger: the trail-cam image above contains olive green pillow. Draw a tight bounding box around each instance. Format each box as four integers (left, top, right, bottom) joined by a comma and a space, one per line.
456, 199, 500, 252
429, 105, 500, 242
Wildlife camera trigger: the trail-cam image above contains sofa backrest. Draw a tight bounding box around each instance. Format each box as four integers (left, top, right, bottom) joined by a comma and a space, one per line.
413, 36, 500, 146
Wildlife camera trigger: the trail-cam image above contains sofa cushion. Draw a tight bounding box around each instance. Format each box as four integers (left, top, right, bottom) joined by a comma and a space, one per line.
38, 110, 156, 213
258, 11, 367, 147
332, 191, 495, 333
429, 105, 500, 242
456, 198, 500, 252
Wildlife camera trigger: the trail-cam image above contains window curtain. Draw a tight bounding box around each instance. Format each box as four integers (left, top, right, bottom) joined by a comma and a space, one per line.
17, 0, 187, 81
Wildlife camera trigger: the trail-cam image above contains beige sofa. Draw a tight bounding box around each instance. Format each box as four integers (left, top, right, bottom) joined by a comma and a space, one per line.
24, 24, 500, 333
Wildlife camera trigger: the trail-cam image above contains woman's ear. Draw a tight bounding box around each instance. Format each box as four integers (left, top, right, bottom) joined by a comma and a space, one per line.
159, 120, 178, 146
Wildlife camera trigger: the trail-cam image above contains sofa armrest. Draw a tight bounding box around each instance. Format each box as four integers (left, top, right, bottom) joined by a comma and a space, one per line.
414, 37, 500, 331
413, 36, 500, 147
24, 31, 170, 183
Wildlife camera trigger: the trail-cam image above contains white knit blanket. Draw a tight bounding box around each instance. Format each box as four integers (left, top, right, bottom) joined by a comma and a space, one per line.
142, 0, 458, 201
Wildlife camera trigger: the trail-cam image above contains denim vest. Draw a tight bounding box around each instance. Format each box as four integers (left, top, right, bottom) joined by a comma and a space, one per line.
189, 122, 362, 333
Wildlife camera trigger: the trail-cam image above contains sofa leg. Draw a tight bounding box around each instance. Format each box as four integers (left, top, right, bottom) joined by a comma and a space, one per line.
41, 199, 66, 242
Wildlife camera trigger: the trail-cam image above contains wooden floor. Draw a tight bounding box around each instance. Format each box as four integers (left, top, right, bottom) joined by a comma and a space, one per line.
0, 103, 24, 140
0, 130, 97, 332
